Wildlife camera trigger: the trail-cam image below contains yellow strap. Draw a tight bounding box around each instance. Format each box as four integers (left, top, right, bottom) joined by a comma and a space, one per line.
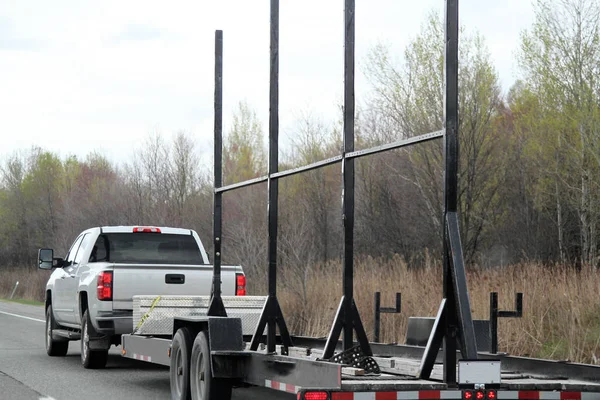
134, 295, 162, 331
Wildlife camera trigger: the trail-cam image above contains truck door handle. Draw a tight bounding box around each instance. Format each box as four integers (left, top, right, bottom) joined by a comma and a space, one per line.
165, 274, 185, 284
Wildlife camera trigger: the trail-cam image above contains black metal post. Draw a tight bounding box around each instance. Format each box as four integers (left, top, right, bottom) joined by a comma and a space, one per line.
322, 0, 371, 360
249, 0, 293, 353
490, 292, 498, 354
490, 292, 523, 354
444, 0, 468, 384
419, 0, 478, 383
373, 292, 401, 343
374, 292, 381, 343
208, 29, 227, 317
266, 0, 280, 354
342, 0, 356, 353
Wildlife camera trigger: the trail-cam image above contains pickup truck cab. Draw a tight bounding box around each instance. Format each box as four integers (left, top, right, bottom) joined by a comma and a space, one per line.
38, 225, 245, 369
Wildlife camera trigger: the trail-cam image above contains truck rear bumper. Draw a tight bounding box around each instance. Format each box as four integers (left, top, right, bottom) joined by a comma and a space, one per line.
94, 310, 133, 336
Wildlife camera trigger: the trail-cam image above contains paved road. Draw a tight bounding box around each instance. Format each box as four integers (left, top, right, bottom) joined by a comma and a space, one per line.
0, 301, 293, 400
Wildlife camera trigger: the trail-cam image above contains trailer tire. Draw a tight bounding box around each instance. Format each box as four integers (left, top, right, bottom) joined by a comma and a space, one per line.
45, 305, 68, 357
190, 330, 232, 400
170, 327, 193, 400
81, 310, 108, 369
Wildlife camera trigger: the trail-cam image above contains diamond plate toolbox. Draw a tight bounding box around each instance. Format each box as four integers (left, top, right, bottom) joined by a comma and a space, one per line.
133, 295, 267, 336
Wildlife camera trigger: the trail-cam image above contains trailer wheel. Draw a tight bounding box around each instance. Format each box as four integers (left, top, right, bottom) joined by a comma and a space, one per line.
170, 327, 193, 400
81, 310, 108, 369
190, 330, 232, 400
45, 305, 68, 356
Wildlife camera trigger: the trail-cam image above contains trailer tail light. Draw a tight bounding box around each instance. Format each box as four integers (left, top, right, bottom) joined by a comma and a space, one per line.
97, 271, 113, 301
133, 226, 161, 233
302, 392, 329, 400
236, 273, 246, 296
463, 390, 495, 400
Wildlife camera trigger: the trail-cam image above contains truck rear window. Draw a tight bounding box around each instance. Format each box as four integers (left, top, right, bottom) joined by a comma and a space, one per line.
91, 233, 205, 265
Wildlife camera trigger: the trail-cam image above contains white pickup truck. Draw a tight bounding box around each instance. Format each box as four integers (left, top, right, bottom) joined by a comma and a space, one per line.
37, 225, 245, 369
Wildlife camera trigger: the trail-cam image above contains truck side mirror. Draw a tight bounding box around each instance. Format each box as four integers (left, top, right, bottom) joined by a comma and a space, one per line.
38, 248, 54, 270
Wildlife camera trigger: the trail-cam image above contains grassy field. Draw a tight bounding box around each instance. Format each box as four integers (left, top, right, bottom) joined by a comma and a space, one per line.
2, 260, 599, 364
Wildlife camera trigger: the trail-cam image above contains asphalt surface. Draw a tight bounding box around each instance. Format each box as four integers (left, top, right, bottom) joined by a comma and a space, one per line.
0, 301, 293, 400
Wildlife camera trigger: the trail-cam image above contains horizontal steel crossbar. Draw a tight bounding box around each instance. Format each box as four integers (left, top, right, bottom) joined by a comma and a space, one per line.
346, 130, 444, 160
271, 155, 343, 179
216, 176, 269, 194
214, 130, 443, 194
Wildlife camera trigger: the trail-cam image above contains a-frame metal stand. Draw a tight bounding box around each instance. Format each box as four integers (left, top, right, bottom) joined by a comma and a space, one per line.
207, 29, 227, 318
247, 0, 294, 354
417, 0, 478, 384
322, 0, 372, 360
207, 0, 294, 353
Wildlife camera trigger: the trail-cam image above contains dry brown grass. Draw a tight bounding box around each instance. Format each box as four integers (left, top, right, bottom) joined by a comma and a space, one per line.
3, 260, 600, 364
273, 257, 600, 364
0, 266, 50, 302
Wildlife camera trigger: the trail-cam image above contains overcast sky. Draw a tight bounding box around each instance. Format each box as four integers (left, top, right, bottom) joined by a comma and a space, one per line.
0, 1, 534, 166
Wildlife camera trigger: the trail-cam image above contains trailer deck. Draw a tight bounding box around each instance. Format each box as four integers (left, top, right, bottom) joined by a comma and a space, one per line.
122, 330, 600, 395
256, 343, 600, 394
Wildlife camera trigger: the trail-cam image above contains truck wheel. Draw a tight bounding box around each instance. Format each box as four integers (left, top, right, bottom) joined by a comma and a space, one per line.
170, 327, 193, 400
45, 305, 68, 357
190, 331, 232, 400
81, 310, 108, 369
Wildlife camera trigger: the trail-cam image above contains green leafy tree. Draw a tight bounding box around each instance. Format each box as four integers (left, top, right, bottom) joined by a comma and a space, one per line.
518, 0, 600, 265
364, 13, 503, 263
223, 101, 266, 185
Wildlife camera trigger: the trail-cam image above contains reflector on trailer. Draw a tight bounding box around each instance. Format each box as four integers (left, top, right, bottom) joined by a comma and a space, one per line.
303, 392, 329, 400
133, 226, 161, 233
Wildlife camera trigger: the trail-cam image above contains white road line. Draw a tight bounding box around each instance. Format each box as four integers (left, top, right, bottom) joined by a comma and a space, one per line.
39, 397, 57, 400
0, 310, 44, 323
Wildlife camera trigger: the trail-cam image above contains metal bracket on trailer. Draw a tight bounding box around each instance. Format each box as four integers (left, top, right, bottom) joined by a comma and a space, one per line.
325, 345, 380, 374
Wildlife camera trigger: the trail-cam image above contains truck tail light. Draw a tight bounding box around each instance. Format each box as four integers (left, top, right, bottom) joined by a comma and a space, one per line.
236, 273, 246, 296
97, 271, 113, 301
133, 226, 161, 233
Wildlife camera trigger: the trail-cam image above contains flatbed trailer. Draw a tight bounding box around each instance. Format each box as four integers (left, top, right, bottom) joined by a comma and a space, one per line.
120, 0, 600, 399
122, 321, 600, 399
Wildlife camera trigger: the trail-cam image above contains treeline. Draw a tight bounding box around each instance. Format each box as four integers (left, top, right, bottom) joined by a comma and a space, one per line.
1, 0, 599, 280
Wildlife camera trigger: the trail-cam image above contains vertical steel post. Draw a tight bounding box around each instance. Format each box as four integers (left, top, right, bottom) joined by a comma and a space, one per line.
208, 30, 227, 317
266, 0, 280, 354
323, 0, 370, 360
250, 0, 293, 353
490, 292, 498, 354
374, 292, 381, 343
443, 0, 460, 383
342, 0, 356, 353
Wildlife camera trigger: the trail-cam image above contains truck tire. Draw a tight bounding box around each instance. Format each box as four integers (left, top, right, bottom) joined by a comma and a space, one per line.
45, 305, 68, 357
190, 330, 232, 400
170, 327, 193, 400
81, 310, 108, 369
